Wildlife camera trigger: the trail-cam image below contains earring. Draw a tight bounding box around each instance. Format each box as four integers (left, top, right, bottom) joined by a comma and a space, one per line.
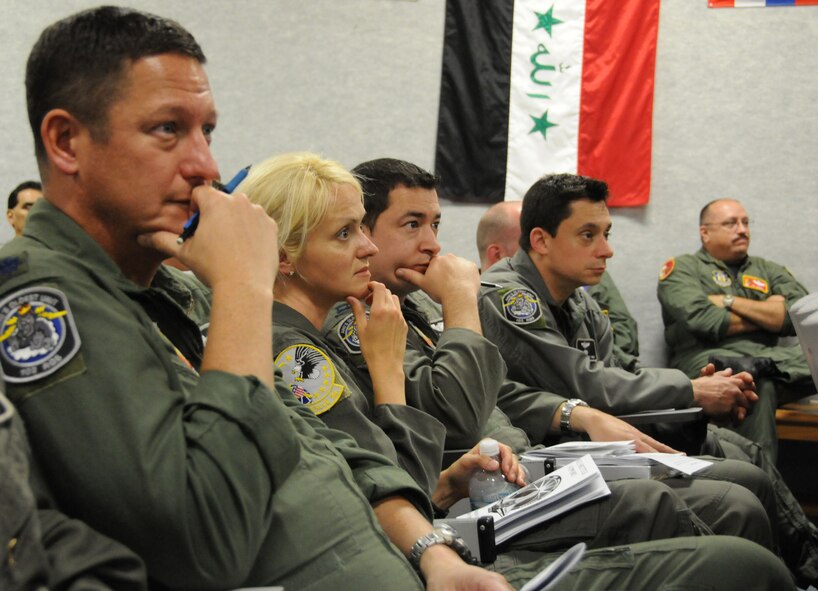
288, 271, 295, 277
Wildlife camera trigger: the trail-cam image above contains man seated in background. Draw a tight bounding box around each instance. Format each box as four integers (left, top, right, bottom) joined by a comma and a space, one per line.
6, 181, 42, 238
657, 198, 812, 460
477, 172, 818, 586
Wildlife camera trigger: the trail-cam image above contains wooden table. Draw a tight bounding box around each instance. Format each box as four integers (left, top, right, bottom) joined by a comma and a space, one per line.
776, 401, 818, 442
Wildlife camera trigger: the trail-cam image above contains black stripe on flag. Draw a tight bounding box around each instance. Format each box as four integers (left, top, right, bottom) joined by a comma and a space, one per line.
434, 0, 513, 203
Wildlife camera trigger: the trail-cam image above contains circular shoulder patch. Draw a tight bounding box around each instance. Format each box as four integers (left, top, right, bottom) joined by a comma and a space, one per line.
658, 258, 675, 281
711, 269, 732, 288
0, 287, 81, 383
275, 344, 345, 415
336, 313, 361, 355
501, 288, 542, 325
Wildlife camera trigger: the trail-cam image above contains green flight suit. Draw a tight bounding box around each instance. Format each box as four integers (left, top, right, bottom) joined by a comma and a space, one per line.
657, 248, 812, 459
0, 201, 431, 591
480, 251, 694, 415
1, 392, 147, 591
480, 249, 818, 586
586, 271, 640, 371
319, 291, 779, 554
273, 301, 447, 497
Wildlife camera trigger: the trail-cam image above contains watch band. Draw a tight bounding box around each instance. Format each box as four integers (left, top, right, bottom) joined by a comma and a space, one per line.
560, 399, 589, 433
408, 523, 476, 572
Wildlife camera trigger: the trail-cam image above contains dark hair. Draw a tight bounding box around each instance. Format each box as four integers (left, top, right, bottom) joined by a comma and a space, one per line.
8, 181, 42, 210
26, 6, 206, 163
520, 173, 608, 250
351, 158, 439, 229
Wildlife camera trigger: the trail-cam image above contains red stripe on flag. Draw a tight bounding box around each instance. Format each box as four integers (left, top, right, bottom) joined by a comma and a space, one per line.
795, 0, 818, 5
708, 0, 736, 7
577, 0, 660, 207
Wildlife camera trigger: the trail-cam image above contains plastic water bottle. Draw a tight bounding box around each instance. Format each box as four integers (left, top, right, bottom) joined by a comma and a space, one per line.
468, 438, 520, 510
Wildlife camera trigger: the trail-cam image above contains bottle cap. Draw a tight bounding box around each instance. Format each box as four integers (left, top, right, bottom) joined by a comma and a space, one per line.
478, 438, 500, 457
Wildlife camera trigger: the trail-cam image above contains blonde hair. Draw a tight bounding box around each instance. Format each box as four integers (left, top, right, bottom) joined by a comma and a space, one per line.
236, 152, 361, 263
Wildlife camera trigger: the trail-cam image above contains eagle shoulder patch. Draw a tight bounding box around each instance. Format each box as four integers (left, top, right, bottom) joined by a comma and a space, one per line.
275, 344, 345, 415
500, 288, 542, 325
0, 287, 81, 383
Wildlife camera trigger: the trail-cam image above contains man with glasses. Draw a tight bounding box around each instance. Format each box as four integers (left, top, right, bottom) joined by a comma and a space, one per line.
657, 198, 812, 459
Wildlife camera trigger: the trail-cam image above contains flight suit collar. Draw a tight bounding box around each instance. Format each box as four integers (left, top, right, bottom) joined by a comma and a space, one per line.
509, 249, 560, 307
696, 247, 749, 272
273, 301, 320, 336
24, 200, 204, 366
24, 199, 126, 284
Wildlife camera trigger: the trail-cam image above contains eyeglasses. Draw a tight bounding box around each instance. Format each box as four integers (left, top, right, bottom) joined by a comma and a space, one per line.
703, 218, 751, 231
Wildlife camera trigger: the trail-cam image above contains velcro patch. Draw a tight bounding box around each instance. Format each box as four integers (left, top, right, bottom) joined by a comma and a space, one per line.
0, 287, 81, 383
501, 288, 542, 325
742, 274, 769, 294
336, 313, 361, 354
0, 255, 28, 284
275, 344, 345, 415
711, 270, 732, 288
658, 258, 675, 281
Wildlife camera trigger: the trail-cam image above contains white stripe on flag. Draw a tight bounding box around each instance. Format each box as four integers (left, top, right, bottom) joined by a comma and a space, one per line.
505, 0, 585, 201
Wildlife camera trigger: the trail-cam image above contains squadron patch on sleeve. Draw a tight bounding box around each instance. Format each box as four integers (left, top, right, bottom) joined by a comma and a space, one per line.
711, 270, 732, 288
500, 288, 542, 325
336, 313, 361, 354
658, 258, 675, 281
0, 287, 81, 383
274, 344, 346, 415
741, 274, 769, 294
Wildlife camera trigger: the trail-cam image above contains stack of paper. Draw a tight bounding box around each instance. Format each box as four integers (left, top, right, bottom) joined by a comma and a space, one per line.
522, 441, 712, 477
456, 455, 610, 544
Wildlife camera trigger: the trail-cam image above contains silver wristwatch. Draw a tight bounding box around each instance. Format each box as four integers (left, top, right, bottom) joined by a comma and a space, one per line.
723, 294, 735, 310
408, 523, 475, 572
560, 398, 589, 433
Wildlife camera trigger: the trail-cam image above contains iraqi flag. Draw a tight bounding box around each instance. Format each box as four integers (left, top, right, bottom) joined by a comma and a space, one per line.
435, 0, 660, 207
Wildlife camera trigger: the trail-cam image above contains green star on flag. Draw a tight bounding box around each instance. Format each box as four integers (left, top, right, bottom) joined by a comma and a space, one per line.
534, 6, 563, 37
529, 110, 557, 140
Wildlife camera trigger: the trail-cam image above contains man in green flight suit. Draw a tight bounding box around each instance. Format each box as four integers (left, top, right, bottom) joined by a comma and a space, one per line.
658, 198, 812, 460
476, 200, 640, 371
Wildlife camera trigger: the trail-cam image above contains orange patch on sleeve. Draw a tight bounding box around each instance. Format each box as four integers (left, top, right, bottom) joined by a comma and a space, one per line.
659, 258, 675, 281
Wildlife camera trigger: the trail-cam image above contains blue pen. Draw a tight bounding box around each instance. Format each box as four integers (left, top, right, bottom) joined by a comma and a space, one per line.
176, 165, 252, 244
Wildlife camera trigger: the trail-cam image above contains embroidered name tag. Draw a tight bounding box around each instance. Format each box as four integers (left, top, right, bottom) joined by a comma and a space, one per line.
275, 344, 345, 415
742, 275, 769, 293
